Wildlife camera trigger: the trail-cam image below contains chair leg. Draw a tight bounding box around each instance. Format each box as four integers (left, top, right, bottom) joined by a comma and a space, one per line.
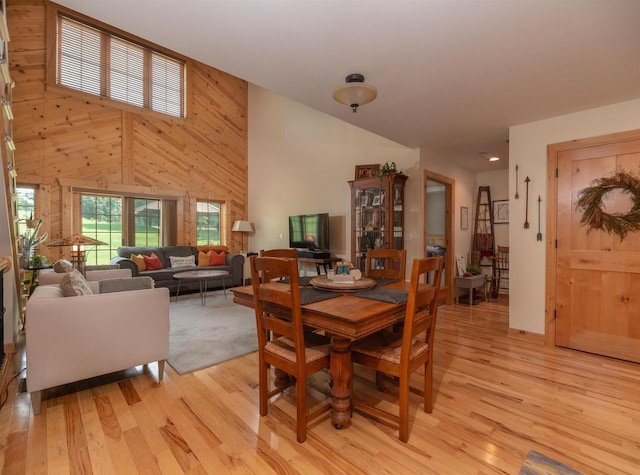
424, 359, 434, 413
259, 362, 269, 416
398, 376, 410, 443
296, 377, 307, 443
157, 360, 165, 381
376, 371, 386, 391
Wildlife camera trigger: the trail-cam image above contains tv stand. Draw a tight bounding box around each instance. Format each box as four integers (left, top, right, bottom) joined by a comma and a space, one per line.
297, 251, 338, 275
297, 250, 331, 259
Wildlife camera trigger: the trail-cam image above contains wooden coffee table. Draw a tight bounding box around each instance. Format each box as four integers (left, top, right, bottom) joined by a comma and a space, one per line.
173, 269, 229, 305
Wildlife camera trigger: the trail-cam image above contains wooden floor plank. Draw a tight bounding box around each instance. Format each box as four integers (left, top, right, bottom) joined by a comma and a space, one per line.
2, 297, 640, 474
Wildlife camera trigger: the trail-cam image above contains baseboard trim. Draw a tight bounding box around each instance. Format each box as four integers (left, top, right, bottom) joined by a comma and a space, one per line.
507, 328, 545, 344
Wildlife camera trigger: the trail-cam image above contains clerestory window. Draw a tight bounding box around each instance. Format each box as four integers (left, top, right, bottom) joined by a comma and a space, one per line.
58, 15, 184, 118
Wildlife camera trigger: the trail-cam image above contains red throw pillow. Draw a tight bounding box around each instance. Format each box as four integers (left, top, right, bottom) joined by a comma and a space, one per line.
143, 252, 164, 270
210, 251, 226, 266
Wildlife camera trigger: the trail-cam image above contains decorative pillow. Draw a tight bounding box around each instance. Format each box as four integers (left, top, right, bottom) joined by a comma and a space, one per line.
143, 252, 164, 270
169, 255, 196, 268
196, 245, 229, 254
99, 276, 155, 294
198, 250, 212, 267
130, 253, 147, 272
210, 251, 226, 266
59, 269, 93, 297
53, 259, 74, 273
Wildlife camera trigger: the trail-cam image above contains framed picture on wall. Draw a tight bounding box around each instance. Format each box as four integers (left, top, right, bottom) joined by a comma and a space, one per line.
460, 206, 468, 230
355, 164, 380, 180
493, 200, 509, 224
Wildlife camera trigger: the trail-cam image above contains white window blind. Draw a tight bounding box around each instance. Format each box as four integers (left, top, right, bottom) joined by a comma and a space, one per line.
58, 16, 184, 118
59, 19, 101, 95
109, 37, 144, 107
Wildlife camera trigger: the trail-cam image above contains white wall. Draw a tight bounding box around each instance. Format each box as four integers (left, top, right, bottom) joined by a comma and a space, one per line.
248, 85, 421, 275
509, 98, 640, 334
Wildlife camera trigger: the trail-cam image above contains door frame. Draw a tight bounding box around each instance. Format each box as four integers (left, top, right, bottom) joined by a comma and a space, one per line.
423, 169, 455, 305
545, 128, 640, 346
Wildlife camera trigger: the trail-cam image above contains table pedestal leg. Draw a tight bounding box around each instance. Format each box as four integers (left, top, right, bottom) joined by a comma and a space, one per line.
274, 368, 295, 391
329, 336, 352, 429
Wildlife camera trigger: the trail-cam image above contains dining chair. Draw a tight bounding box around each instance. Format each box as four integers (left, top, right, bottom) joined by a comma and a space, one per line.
365, 248, 407, 281
259, 248, 298, 281
249, 255, 331, 443
350, 256, 443, 442
259, 248, 298, 258
489, 245, 509, 299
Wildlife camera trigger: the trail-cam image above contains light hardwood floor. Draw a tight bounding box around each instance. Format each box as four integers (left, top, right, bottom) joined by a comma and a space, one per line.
1, 296, 639, 474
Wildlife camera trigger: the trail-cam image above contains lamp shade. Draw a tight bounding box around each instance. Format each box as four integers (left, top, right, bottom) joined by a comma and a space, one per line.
231, 220, 252, 233
47, 234, 107, 247
333, 73, 377, 113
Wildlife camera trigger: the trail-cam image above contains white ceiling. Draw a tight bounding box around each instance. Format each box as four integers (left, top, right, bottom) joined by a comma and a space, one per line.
54, 0, 640, 173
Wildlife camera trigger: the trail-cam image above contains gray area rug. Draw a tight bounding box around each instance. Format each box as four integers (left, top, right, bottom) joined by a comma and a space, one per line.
168, 290, 258, 374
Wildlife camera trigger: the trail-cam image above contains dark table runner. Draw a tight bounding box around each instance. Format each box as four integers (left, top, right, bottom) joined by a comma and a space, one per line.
299, 287, 342, 305
351, 286, 409, 304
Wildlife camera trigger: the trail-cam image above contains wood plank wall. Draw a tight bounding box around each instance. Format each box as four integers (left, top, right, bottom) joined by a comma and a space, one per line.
8, 0, 248, 258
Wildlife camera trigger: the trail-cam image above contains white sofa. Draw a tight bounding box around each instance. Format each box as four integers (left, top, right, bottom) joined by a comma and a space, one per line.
26, 273, 170, 414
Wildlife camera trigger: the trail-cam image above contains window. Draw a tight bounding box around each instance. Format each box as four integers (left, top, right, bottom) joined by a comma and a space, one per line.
81, 194, 122, 265
58, 16, 185, 118
134, 199, 161, 246
16, 187, 36, 237
196, 201, 221, 245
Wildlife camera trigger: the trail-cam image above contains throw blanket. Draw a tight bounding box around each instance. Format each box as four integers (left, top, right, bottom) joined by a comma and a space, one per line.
99, 276, 154, 293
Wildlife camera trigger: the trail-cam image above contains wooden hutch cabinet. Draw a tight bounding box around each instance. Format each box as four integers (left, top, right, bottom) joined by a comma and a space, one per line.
349, 172, 408, 271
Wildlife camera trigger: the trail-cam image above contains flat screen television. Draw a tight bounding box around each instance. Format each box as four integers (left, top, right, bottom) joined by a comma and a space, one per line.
289, 213, 330, 251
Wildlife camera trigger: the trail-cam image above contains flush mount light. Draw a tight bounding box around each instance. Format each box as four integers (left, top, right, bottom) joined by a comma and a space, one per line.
480, 151, 500, 162
332, 73, 377, 113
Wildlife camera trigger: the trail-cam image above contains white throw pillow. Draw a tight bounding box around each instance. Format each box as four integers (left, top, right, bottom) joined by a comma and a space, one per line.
59, 269, 94, 297
169, 255, 196, 268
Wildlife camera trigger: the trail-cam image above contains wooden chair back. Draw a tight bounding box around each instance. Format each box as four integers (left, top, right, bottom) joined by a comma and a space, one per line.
365, 248, 407, 281
490, 245, 509, 298
258, 249, 298, 281
402, 256, 443, 360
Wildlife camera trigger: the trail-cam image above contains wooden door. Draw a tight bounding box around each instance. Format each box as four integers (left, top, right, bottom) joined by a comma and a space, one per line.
554, 132, 640, 363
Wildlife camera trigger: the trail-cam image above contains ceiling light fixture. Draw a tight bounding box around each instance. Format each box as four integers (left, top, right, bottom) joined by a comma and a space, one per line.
4, 134, 15, 151
332, 73, 377, 113
480, 151, 500, 162
2, 97, 13, 120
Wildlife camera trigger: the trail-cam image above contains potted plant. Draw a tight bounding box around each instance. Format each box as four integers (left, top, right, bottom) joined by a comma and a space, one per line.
465, 264, 482, 276
25, 212, 38, 229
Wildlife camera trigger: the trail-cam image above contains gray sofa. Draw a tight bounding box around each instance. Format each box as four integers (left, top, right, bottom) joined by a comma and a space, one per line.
110, 245, 244, 294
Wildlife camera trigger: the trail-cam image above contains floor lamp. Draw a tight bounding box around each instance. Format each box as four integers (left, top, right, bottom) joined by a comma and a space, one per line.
47, 234, 107, 276
232, 220, 252, 253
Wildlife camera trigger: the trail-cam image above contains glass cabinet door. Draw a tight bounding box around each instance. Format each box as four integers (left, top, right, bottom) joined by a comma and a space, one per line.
350, 173, 407, 271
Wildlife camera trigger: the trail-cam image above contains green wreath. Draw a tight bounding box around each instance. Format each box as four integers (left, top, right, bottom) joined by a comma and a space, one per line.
576, 170, 640, 241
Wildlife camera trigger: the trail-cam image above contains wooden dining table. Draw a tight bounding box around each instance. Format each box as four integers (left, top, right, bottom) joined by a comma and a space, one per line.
231, 279, 418, 429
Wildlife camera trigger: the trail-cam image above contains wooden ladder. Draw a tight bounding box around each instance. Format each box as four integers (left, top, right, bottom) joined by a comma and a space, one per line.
472, 186, 494, 266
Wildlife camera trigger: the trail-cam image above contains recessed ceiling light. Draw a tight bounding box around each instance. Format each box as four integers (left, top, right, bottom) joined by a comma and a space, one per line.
488, 156, 500, 162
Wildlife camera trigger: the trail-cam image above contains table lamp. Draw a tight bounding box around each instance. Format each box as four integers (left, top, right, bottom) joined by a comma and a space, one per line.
232, 220, 252, 253
47, 234, 107, 276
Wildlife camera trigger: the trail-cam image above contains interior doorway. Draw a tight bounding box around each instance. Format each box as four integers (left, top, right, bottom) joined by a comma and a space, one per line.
424, 170, 454, 304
